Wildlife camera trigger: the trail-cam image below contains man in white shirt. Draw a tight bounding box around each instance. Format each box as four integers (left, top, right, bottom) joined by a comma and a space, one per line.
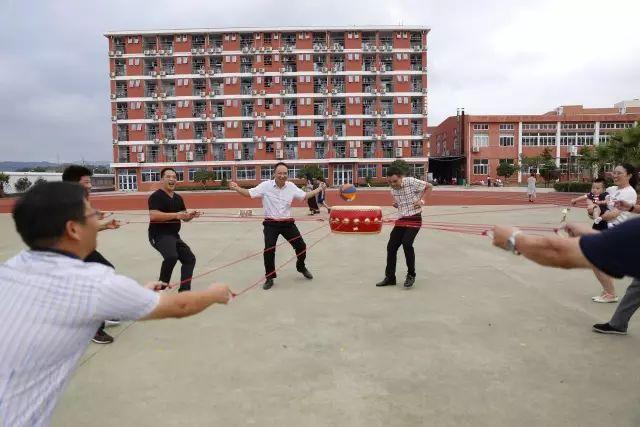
376, 165, 433, 289
0, 182, 232, 427
230, 162, 325, 290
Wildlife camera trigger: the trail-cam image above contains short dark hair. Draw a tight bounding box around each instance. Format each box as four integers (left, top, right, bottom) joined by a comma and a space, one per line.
13, 182, 87, 249
386, 165, 405, 178
592, 177, 606, 185
160, 167, 177, 178
62, 165, 92, 182
274, 162, 288, 171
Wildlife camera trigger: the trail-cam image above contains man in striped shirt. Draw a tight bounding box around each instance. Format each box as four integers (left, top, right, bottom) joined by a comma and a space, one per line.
376, 165, 433, 289
0, 182, 232, 427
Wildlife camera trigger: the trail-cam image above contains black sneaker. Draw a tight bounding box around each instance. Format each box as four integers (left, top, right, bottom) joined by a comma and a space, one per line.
92, 329, 114, 344
263, 278, 274, 290
298, 268, 313, 280
592, 323, 627, 335
376, 277, 396, 287
404, 275, 416, 289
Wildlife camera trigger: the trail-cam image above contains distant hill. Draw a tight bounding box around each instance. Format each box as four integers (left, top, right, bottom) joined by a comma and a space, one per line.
0, 161, 111, 172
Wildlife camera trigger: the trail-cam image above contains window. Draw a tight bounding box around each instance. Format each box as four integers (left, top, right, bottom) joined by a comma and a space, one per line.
236, 166, 256, 180
261, 166, 274, 180
381, 163, 391, 177
141, 169, 160, 182
358, 164, 377, 178
287, 165, 301, 179
473, 124, 489, 130
213, 167, 232, 181
499, 158, 515, 165
600, 122, 632, 129
499, 135, 514, 147
473, 159, 489, 175
472, 133, 489, 147
499, 124, 515, 131
320, 165, 329, 179
408, 164, 425, 178
175, 170, 184, 182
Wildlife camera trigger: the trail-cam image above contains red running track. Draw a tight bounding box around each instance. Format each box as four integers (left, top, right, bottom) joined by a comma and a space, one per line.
0, 190, 578, 214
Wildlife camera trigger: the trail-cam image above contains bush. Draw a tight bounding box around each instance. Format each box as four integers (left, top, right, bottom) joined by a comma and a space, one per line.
14, 177, 32, 192
553, 182, 592, 193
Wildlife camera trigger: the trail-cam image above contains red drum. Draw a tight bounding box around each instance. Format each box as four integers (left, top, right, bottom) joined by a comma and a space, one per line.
329, 205, 383, 234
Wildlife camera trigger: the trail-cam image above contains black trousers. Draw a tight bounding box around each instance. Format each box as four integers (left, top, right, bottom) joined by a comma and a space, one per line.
84, 250, 114, 331
263, 221, 306, 279
150, 234, 196, 292
307, 197, 319, 212
385, 214, 421, 279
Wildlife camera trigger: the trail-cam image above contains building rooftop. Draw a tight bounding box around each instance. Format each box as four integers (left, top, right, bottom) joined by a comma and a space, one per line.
104, 25, 430, 37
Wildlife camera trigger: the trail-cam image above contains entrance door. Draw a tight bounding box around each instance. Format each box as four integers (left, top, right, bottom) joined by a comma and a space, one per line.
333, 164, 353, 186
118, 171, 138, 191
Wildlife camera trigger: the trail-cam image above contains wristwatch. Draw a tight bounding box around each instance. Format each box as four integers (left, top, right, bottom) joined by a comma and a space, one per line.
504, 230, 522, 254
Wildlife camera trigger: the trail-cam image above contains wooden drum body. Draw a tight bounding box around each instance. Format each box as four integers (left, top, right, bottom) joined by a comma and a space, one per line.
329, 205, 383, 234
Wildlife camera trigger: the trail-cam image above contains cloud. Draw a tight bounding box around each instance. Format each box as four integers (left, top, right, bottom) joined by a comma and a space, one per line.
0, 0, 638, 161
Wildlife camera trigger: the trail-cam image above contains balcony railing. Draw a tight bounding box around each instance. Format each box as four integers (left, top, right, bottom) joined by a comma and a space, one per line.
383, 149, 394, 158
241, 86, 253, 95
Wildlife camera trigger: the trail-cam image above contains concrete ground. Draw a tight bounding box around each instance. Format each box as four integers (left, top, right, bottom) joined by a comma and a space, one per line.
1, 204, 639, 427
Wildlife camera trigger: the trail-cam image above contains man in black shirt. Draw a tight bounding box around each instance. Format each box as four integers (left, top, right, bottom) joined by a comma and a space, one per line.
148, 168, 200, 292
62, 165, 121, 344
492, 217, 640, 335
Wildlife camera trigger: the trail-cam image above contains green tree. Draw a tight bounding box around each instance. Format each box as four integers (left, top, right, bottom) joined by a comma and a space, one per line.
0, 172, 9, 196
496, 161, 517, 181
297, 165, 324, 180
14, 177, 32, 192
34, 178, 48, 186
193, 170, 214, 188
578, 125, 640, 176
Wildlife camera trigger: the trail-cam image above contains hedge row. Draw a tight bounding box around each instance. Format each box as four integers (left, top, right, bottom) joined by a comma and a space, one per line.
553, 182, 592, 193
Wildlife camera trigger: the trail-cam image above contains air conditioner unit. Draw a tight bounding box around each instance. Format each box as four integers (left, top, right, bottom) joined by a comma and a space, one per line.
331, 88, 337, 94
259, 68, 265, 73
252, 111, 258, 117
109, 50, 115, 56
261, 136, 267, 142
137, 153, 145, 162
323, 134, 330, 140
186, 151, 194, 161
280, 111, 286, 117
422, 88, 428, 94
395, 148, 403, 157
423, 66, 428, 72
381, 134, 387, 140
208, 47, 215, 53
162, 137, 169, 143
201, 137, 208, 142
110, 94, 117, 99
191, 48, 197, 54
198, 69, 206, 75
260, 90, 266, 95
162, 115, 168, 120
251, 68, 257, 73
323, 111, 330, 116
321, 67, 328, 73
323, 89, 329, 95
112, 138, 118, 144
266, 47, 272, 53
209, 90, 217, 97
210, 136, 216, 142
250, 47, 256, 53
413, 45, 420, 51
208, 69, 215, 75
381, 111, 387, 117
313, 45, 320, 52
199, 48, 205, 54
281, 135, 287, 141
152, 93, 158, 98
153, 114, 159, 120
286, 46, 293, 52
472, 146, 480, 153
154, 138, 160, 144
111, 115, 117, 121
159, 71, 165, 76
279, 47, 285, 53
234, 150, 242, 160
280, 67, 286, 72
253, 135, 259, 142
166, 48, 173, 55
371, 66, 377, 72
276, 149, 284, 159
211, 113, 217, 118
280, 89, 286, 95
242, 47, 249, 53
215, 47, 222, 53
115, 51, 123, 56
110, 71, 116, 78
260, 112, 266, 117
159, 49, 165, 55
160, 92, 167, 98
332, 111, 338, 116
259, 47, 265, 52
200, 113, 207, 119
332, 135, 338, 141
350, 148, 358, 158
199, 91, 206, 97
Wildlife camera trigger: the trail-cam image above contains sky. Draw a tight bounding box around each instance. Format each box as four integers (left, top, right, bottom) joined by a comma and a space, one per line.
0, 0, 638, 162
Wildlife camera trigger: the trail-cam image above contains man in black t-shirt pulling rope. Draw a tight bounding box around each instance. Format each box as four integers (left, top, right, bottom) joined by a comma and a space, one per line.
148, 168, 202, 292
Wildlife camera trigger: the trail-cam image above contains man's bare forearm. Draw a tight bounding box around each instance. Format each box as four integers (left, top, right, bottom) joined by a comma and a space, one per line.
515, 235, 591, 269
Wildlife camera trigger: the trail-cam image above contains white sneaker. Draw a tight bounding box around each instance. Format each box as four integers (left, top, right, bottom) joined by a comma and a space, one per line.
593, 295, 618, 303
105, 320, 121, 327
